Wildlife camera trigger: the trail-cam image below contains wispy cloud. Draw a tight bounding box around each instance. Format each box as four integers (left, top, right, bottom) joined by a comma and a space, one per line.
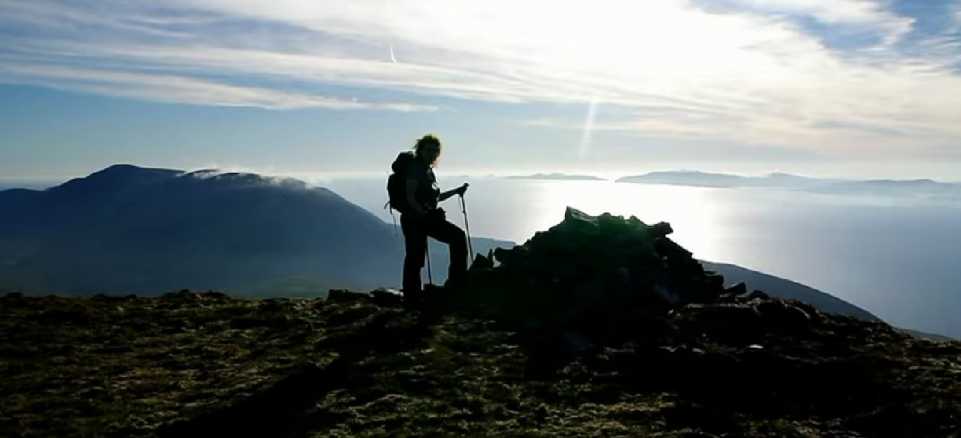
0, 63, 436, 111
0, 1, 438, 111
725, 0, 915, 44
1, 0, 960, 158
955, 1, 961, 28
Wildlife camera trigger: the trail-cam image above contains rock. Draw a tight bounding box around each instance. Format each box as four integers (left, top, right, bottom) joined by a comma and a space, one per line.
704, 273, 725, 294
563, 206, 599, 228
492, 245, 527, 268
326, 289, 370, 303
369, 288, 403, 307
756, 300, 812, 333
674, 303, 764, 343
162, 289, 196, 300
469, 251, 495, 271
652, 221, 673, 237
725, 282, 748, 296
201, 290, 229, 300
161, 289, 221, 302
653, 284, 681, 306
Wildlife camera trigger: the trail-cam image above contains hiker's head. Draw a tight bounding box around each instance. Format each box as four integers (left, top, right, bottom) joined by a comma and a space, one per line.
414, 134, 442, 166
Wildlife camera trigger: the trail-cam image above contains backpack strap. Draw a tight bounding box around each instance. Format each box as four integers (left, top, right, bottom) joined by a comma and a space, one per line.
384, 201, 400, 238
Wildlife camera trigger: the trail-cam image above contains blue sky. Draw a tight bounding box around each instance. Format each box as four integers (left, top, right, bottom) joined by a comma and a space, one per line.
2, 0, 961, 180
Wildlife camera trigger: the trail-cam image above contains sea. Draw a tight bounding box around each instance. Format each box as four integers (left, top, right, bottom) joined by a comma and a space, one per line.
325, 176, 961, 339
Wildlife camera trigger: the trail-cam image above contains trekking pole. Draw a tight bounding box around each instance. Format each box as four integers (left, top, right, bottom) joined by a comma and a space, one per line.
425, 243, 433, 286
459, 194, 474, 265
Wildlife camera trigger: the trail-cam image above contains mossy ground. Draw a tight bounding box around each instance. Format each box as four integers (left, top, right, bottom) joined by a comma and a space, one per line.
1, 292, 960, 437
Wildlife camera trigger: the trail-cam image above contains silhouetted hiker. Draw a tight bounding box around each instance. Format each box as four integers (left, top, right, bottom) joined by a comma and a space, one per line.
388, 134, 469, 305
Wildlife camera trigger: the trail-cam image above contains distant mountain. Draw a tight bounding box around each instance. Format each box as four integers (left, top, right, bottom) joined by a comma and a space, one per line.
618, 171, 765, 188
617, 170, 961, 198
700, 261, 881, 321
0, 180, 58, 191
505, 173, 605, 181
0, 165, 511, 295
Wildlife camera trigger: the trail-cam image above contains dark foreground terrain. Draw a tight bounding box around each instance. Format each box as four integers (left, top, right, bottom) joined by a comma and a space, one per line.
2, 290, 960, 437
2, 209, 960, 437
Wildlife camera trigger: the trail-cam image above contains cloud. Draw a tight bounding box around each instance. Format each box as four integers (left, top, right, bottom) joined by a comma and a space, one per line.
0, 0, 194, 39
1, 0, 960, 159
724, 0, 914, 44
955, 1, 961, 27
0, 63, 436, 111
0, 1, 437, 111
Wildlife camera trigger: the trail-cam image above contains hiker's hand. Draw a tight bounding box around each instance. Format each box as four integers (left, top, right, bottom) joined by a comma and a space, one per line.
455, 183, 469, 196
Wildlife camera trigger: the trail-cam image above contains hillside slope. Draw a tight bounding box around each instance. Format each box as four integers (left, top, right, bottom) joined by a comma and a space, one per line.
699, 261, 880, 322
0, 165, 509, 295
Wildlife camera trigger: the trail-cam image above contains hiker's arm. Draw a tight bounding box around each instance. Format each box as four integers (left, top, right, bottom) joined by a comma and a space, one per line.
406, 179, 426, 216
438, 183, 469, 202
438, 189, 456, 202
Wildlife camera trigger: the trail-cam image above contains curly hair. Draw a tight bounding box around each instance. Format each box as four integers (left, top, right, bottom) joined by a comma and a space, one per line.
413, 134, 442, 165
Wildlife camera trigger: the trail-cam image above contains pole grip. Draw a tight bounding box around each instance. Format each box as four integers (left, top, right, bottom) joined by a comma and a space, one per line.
460, 195, 474, 265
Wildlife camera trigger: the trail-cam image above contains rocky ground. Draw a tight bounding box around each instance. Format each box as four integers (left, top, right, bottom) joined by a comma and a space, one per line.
2, 289, 960, 437
2, 209, 961, 437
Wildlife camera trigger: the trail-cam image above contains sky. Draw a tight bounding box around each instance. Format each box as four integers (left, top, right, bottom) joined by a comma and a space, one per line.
2, 0, 961, 180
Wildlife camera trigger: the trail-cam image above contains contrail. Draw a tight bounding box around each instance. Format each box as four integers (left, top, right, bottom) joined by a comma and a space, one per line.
579, 97, 599, 159
389, 44, 398, 63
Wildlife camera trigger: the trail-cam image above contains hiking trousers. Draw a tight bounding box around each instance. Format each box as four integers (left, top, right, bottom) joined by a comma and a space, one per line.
400, 209, 467, 296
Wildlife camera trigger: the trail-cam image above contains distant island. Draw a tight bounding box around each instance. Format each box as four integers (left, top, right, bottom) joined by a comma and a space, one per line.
506, 173, 605, 181
617, 170, 961, 198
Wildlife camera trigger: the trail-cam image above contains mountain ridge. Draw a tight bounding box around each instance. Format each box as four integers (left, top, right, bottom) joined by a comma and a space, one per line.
699, 261, 880, 322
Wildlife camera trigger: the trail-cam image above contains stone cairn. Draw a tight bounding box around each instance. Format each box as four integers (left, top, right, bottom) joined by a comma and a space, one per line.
452, 207, 737, 343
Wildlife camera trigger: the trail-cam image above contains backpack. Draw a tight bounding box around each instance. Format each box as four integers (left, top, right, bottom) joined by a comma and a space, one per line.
387, 151, 415, 213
